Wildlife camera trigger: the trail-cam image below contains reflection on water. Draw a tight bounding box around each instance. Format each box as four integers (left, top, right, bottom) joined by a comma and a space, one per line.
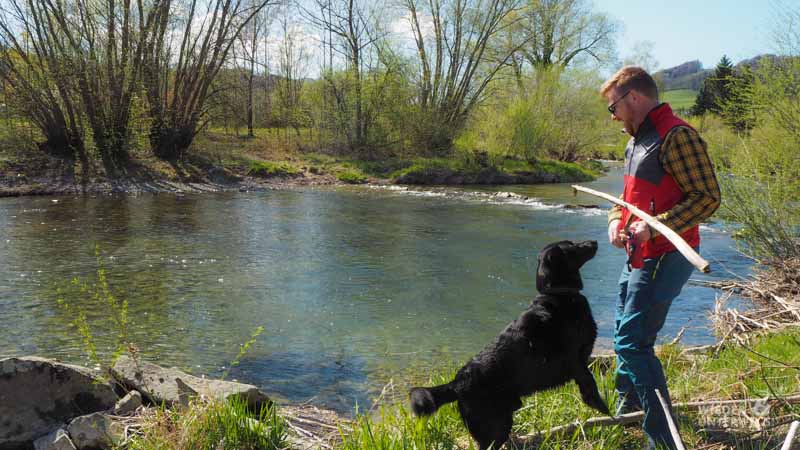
0, 167, 750, 414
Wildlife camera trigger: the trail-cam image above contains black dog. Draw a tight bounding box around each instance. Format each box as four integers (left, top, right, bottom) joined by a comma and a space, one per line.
409, 240, 610, 450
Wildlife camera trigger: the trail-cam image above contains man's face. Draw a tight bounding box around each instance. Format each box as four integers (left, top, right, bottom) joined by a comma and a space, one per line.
606, 87, 637, 136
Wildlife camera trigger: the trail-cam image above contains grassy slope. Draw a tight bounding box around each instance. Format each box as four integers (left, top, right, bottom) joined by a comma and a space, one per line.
663, 89, 698, 111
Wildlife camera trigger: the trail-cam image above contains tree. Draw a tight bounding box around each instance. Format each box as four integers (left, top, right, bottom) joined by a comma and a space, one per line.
142, 0, 273, 160
274, 0, 310, 136
0, 0, 165, 175
303, 0, 384, 151
622, 41, 659, 74
691, 55, 734, 116
235, 1, 273, 137
402, 0, 526, 152
515, 0, 618, 71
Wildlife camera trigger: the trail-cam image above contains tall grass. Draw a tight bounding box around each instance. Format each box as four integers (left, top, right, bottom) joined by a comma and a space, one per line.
127, 396, 287, 450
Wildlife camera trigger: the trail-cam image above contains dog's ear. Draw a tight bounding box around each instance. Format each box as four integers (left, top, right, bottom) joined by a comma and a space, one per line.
536, 244, 565, 293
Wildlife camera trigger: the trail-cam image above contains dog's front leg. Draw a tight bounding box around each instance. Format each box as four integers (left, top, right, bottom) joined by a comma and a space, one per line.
573, 365, 611, 415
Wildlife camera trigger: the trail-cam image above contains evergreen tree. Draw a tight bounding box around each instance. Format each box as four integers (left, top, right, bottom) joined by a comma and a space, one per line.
691, 55, 735, 115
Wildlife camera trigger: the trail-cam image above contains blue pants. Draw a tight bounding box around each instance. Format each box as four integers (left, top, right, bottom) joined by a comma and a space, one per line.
614, 249, 696, 450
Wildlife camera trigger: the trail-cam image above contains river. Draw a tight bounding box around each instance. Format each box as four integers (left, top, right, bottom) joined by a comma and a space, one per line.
0, 166, 749, 413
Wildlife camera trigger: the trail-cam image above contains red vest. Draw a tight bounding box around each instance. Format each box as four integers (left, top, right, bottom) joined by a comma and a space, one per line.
617, 103, 700, 258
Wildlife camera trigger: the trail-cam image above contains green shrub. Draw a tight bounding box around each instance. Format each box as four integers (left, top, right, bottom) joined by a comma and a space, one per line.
338, 170, 368, 184
247, 160, 301, 178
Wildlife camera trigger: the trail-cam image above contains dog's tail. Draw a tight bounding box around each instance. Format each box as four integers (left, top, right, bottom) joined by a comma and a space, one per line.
409, 383, 457, 416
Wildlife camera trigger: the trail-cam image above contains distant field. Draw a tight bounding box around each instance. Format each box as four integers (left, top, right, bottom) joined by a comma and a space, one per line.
663, 89, 698, 110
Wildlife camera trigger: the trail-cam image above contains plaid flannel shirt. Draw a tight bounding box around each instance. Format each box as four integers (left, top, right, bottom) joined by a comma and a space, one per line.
608, 126, 721, 237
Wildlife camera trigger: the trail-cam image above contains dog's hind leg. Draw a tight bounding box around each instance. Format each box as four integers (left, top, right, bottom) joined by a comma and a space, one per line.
574, 365, 611, 415
460, 400, 514, 450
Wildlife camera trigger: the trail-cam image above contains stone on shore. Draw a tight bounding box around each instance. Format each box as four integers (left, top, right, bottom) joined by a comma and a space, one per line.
110, 355, 270, 409
0, 357, 118, 450
66, 413, 124, 450
112, 390, 143, 415
33, 428, 77, 450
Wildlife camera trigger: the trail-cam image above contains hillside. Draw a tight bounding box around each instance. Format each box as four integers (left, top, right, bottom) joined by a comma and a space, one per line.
654, 60, 711, 91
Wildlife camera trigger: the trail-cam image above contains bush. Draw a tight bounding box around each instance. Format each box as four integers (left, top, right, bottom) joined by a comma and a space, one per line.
455, 68, 608, 163
337, 170, 368, 184
247, 161, 301, 178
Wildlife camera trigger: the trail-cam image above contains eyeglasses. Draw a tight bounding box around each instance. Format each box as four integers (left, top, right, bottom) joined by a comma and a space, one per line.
607, 91, 631, 114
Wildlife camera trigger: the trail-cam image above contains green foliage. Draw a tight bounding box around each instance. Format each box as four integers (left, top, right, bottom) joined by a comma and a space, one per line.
457, 68, 607, 162
55, 244, 130, 367
338, 170, 368, 184
247, 160, 301, 178
709, 57, 800, 261
128, 397, 287, 450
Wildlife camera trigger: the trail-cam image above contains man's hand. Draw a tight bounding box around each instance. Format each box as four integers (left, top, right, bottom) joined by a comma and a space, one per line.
628, 220, 651, 243
608, 220, 625, 248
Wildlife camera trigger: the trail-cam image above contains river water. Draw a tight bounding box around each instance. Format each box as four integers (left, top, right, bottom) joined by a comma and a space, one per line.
0, 167, 749, 413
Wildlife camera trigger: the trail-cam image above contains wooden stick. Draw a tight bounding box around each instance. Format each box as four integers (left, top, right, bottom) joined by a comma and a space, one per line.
572, 184, 711, 273
781, 421, 799, 450
656, 389, 686, 450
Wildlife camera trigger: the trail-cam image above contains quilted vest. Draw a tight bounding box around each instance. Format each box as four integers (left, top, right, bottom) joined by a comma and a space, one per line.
617, 103, 700, 259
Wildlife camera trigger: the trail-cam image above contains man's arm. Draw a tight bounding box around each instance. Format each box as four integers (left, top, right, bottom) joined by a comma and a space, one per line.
653, 126, 721, 237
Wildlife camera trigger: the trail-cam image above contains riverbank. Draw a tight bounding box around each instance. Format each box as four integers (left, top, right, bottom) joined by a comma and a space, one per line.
0, 129, 603, 197
4, 328, 798, 450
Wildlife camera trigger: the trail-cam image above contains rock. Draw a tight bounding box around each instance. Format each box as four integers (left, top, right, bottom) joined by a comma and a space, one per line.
67, 413, 124, 450
33, 428, 77, 450
112, 390, 142, 416
110, 355, 270, 409
0, 357, 118, 449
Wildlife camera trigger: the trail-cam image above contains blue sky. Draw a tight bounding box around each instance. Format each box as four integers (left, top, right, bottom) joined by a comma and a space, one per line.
595, 0, 779, 70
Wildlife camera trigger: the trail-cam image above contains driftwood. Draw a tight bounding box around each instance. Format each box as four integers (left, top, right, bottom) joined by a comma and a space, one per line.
516, 393, 800, 444
571, 184, 710, 273
656, 388, 687, 450
781, 421, 799, 450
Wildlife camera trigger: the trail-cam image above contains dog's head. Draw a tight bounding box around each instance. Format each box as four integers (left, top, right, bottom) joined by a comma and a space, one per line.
536, 240, 598, 294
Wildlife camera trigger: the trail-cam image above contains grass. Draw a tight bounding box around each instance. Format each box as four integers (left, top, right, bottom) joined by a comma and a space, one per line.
663, 89, 698, 111
127, 396, 287, 450
333, 328, 800, 450
247, 160, 301, 178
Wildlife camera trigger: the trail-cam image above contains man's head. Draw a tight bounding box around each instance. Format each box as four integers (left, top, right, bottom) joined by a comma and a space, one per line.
600, 66, 659, 136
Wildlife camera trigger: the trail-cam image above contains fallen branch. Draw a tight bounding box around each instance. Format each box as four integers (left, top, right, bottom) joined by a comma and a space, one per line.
516, 393, 800, 444
782, 421, 799, 450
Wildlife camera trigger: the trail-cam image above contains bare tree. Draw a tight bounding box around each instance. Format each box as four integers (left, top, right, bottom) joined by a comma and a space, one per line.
274, 1, 309, 137
516, 0, 618, 70
235, 0, 273, 137
403, 0, 526, 151
142, 0, 272, 159
303, 0, 383, 150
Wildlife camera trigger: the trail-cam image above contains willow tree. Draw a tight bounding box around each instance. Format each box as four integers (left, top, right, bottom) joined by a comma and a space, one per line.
403, 0, 526, 152
142, 0, 272, 159
0, 0, 164, 174
0, 3, 87, 167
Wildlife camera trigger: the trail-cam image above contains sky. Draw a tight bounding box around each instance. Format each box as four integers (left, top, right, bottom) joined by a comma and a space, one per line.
594, 0, 782, 71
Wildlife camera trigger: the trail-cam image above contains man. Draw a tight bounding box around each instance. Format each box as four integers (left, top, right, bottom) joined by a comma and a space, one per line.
600, 66, 721, 449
